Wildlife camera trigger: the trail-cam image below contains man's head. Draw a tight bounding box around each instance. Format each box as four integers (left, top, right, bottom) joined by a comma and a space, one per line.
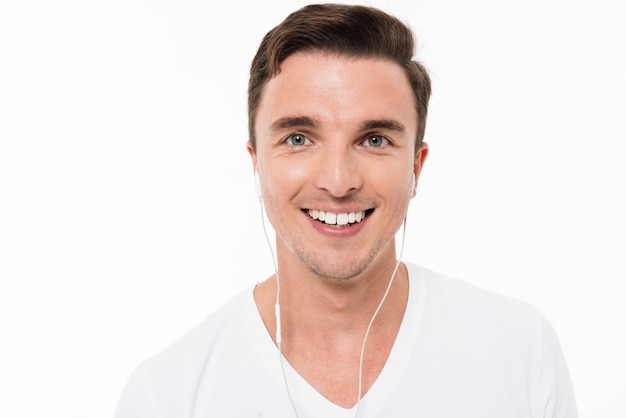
247, 4, 430, 281
247, 3, 431, 154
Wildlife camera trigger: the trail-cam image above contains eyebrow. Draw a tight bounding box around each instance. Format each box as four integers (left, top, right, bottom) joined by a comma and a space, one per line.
269, 116, 406, 134
270, 116, 318, 133
359, 119, 406, 133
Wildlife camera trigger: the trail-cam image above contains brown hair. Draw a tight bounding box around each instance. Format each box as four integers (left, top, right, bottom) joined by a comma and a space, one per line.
247, 3, 431, 153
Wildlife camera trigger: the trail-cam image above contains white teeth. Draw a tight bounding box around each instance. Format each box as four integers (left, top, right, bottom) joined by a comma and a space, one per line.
307, 210, 366, 225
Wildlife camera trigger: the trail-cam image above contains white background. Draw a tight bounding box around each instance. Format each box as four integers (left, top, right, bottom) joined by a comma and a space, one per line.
1, 0, 624, 416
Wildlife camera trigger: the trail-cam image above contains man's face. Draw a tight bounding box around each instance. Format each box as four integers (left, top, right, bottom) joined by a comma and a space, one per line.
249, 52, 428, 281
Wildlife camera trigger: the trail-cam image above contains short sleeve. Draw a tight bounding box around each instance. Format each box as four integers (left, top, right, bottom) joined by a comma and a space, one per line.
114, 361, 161, 418
538, 315, 578, 418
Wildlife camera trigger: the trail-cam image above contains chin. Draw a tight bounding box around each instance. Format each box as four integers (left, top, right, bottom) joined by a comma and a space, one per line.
298, 252, 374, 282
287, 233, 389, 282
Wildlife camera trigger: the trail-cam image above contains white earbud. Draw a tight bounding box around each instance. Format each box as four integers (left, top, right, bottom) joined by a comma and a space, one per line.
410, 172, 416, 197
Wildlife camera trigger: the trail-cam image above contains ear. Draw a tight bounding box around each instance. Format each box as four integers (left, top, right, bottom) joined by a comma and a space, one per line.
411, 142, 429, 197
246, 140, 258, 174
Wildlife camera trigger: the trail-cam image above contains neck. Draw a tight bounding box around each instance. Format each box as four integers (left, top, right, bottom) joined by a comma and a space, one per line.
252, 241, 410, 409
255, 240, 408, 344
295, 264, 401, 330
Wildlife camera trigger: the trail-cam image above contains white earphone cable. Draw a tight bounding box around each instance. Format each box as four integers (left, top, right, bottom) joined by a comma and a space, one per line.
257, 185, 408, 418
353, 217, 407, 418
257, 194, 301, 418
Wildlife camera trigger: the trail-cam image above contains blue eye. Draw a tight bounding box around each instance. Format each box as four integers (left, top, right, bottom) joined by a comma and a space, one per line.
286, 134, 309, 146
364, 135, 388, 147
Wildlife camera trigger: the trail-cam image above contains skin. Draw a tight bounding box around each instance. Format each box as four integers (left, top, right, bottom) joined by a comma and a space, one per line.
247, 51, 428, 408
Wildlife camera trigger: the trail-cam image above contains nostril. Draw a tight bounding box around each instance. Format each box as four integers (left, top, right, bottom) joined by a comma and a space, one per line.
315, 170, 362, 197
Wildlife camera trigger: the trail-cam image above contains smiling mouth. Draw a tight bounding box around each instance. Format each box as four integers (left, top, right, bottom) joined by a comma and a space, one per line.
306, 209, 373, 226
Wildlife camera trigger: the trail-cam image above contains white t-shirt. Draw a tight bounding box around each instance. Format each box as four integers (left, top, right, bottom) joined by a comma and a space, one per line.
115, 263, 578, 417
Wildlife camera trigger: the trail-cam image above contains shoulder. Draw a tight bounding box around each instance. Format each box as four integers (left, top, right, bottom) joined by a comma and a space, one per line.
115, 286, 256, 417
149, 286, 255, 370
404, 263, 578, 417
406, 262, 545, 328
404, 262, 556, 360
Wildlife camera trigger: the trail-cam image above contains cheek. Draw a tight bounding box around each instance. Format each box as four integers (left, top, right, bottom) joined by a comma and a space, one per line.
370, 163, 412, 193
260, 160, 308, 200
259, 165, 309, 237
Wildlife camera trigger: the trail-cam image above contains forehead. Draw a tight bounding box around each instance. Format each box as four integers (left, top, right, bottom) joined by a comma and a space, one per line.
255, 52, 417, 138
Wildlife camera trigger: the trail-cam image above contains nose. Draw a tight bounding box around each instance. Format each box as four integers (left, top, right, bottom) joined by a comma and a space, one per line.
313, 144, 362, 197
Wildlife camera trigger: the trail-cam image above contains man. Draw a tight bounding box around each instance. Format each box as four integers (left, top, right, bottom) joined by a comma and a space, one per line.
116, 4, 577, 417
